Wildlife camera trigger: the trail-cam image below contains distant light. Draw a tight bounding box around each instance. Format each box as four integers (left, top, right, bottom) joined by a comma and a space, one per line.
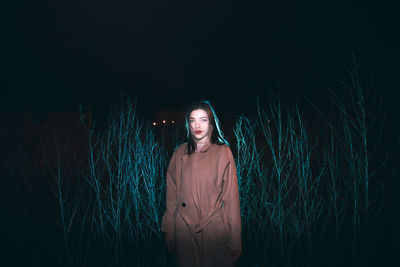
172, 120, 175, 124
162, 120, 166, 124
153, 122, 156, 126
268, 119, 270, 123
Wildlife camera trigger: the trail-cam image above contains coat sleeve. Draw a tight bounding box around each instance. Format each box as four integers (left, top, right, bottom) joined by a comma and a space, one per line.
222, 146, 242, 252
161, 149, 178, 233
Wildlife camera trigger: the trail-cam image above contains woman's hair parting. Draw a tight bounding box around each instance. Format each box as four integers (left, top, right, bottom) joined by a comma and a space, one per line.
185, 100, 229, 155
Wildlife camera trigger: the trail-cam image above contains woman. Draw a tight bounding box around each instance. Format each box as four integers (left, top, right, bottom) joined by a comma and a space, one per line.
161, 100, 242, 267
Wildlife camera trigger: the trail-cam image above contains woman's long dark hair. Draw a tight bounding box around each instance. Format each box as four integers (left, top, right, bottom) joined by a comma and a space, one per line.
184, 100, 229, 155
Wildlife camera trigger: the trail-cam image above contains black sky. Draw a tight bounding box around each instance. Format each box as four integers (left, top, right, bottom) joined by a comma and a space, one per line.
2, 0, 400, 115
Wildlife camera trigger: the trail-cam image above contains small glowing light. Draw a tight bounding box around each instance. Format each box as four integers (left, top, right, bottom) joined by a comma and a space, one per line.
172, 120, 175, 124
163, 120, 166, 124
268, 119, 270, 123
153, 122, 156, 126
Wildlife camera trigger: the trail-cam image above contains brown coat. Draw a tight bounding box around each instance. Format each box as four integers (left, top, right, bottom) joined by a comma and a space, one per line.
161, 141, 242, 267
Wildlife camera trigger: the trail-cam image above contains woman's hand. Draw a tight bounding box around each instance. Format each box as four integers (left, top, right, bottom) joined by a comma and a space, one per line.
164, 232, 175, 253
230, 249, 242, 263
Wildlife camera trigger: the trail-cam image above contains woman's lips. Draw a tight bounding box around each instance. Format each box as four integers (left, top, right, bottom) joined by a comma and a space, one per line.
194, 130, 202, 134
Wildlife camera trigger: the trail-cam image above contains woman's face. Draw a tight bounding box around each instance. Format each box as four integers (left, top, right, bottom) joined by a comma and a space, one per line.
188, 109, 212, 143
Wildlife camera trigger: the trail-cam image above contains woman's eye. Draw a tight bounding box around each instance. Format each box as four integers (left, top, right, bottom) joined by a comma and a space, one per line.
202, 119, 208, 122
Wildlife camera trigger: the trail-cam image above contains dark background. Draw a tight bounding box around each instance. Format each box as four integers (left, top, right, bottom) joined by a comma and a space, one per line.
2, 0, 400, 117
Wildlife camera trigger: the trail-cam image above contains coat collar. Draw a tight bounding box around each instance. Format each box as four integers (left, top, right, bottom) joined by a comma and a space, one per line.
182, 141, 213, 156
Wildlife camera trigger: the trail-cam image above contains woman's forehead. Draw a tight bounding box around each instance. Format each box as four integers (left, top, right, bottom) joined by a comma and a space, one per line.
189, 109, 208, 118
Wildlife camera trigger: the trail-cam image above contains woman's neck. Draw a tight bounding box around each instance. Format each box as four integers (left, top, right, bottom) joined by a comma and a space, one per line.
195, 138, 209, 152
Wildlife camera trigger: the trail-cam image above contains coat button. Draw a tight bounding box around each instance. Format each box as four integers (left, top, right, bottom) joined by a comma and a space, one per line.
181, 202, 186, 207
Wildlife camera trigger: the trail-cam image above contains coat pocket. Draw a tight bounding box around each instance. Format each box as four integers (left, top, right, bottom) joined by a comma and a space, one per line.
209, 211, 230, 248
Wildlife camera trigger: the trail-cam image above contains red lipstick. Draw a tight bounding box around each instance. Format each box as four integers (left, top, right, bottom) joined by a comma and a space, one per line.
194, 130, 202, 134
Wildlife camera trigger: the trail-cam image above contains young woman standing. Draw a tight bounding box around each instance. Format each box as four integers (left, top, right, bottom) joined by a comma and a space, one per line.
161, 100, 242, 266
